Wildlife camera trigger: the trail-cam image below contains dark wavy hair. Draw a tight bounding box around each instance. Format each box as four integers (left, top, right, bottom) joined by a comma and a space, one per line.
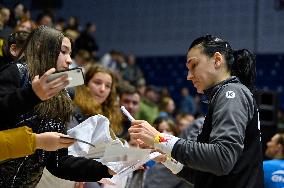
22, 26, 72, 123
188, 35, 256, 91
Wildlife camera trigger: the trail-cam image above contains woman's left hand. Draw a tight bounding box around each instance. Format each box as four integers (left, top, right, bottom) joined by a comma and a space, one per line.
128, 120, 160, 147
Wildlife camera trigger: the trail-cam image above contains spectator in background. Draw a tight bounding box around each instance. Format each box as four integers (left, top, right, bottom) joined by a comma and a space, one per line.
70, 50, 92, 69
64, 16, 80, 42
14, 18, 36, 33
136, 85, 161, 124
8, 3, 25, 28
54, 17, 65, 31
101, 50, 126, 77
178, 87, 196, 115
158, 96, 176, 120
121, 54, 144, 86
0, 6, 12, 40
175, 113, 195, 135
69, 64, 122, 134
36, 12, 53, 27
179, 117, 204, 141
263, 133, 284, 188
117, 84, 141, 139
136, 78, 147, 97
75, 22, 98, 58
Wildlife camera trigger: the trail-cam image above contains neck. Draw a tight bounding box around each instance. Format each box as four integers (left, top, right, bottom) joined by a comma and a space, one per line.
214, 72, 231, 86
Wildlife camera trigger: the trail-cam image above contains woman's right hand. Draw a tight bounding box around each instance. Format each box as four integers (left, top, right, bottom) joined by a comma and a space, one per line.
35, 132, 75, 151
31, 68, 69, 100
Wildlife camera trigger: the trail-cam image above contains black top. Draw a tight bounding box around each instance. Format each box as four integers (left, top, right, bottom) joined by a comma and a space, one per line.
172, 77, 264, 188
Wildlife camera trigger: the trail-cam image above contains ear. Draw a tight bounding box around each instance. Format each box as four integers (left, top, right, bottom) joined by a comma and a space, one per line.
9, 44, 18, 57
213, 52, 223, 69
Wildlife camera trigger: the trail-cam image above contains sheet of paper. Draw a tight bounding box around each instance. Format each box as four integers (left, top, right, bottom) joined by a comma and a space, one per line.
99, 152, 161, 185
68, 115, 113, 158
67, 115, 162, 185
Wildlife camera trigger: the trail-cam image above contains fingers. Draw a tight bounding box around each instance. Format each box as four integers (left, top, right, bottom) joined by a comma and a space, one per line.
47, 74, 69, 88
43, 83, 67, 97
58, 142, 74, 149
128, 126, 143, 133
40, 68, 56, 82
59, 137, 75, 144
57, 133, 75, 144
32, 68, 70, 100
131, 120, 146, 125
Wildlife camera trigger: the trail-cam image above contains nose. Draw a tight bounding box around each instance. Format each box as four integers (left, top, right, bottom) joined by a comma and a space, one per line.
100, 84, 106, 92
66, 54, 72, 66
187, 71, 193, 80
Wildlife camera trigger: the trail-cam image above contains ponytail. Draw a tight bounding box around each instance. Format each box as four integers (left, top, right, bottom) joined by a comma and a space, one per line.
231, 49, 256, 92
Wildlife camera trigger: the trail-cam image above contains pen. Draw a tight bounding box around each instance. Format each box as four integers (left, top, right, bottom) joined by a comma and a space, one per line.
60, 136, 96, 147
120, 106, 135, 122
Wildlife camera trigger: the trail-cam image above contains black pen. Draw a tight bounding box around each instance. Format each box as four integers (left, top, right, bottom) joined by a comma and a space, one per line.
60, 135, 96, 148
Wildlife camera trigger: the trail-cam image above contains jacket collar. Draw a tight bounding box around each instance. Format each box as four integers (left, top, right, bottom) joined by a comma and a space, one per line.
203, 76, 240, 102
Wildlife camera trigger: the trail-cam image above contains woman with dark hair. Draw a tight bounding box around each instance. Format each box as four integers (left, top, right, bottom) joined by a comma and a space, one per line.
129, 35, 263, 188
0, 26, 112, 187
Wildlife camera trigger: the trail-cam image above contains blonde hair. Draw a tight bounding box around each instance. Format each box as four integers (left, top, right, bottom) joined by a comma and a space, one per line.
74, 64, 122, 134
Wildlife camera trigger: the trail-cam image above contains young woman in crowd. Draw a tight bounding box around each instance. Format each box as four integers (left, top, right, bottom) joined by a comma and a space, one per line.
0, 26, 113, 187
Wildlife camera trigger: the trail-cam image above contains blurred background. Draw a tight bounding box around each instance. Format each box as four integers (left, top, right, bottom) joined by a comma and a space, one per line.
1, 0, 284, 159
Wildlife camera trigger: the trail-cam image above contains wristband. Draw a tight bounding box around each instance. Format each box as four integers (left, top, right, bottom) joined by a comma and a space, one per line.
162, 156, 184, 174
153, 133, 180, 157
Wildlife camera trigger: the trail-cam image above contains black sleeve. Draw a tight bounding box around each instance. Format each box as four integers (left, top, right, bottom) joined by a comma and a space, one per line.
0, 64, 42, 129
46, 148, 112, 182
172, 85, 254, 175
176, 166, 196, 185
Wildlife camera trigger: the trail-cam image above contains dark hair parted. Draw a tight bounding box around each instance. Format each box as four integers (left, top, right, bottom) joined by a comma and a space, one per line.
188, 35, 256, 91
24, 26, 72, 123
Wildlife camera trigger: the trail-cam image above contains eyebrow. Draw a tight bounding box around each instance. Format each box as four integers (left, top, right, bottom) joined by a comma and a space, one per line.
187, 57, 198, 64
62, 45, 71, 52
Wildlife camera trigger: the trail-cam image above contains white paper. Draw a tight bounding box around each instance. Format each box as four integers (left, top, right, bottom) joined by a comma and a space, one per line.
68, 115, 113, 159
67, 115, 162, 185
99, 152, 161, 185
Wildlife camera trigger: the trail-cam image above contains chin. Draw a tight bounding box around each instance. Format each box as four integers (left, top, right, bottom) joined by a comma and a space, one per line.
196, 88, 204, 94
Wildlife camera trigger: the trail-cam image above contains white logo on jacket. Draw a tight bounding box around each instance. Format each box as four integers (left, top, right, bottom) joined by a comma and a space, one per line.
225, 91, 235, 98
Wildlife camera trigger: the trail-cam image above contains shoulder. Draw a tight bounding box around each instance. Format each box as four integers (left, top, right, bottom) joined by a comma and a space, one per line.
0, 62, 19, 74
215, 82, 254, 104
0, 63, 20, 83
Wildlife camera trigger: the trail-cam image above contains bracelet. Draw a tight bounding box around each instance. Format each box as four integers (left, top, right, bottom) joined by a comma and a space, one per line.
154, 133, 167, 144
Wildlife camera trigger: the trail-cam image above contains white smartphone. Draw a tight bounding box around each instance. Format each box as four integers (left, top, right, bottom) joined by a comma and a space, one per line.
47, 67, 84, 88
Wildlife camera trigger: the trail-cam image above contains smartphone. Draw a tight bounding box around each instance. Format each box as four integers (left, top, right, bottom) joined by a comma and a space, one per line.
47, 67, 84, 88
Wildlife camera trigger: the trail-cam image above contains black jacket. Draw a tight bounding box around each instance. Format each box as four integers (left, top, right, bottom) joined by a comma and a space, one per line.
0, 60, 42, 130
172, 77, 264, 188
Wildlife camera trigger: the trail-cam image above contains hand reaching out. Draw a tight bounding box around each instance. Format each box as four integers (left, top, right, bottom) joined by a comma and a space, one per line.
35, 132, 75, 151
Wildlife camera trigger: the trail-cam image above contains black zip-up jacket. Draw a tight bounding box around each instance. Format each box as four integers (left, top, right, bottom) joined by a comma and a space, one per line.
172, 77, 264, 188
